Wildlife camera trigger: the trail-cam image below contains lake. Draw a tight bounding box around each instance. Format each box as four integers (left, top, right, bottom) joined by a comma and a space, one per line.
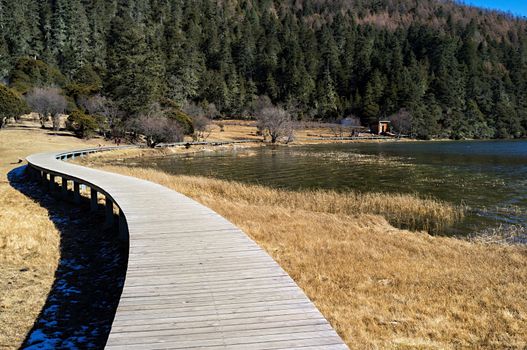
121, 140, 527, 235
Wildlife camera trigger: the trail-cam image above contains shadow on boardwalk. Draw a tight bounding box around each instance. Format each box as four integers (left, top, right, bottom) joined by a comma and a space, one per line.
8, 166, 127, 349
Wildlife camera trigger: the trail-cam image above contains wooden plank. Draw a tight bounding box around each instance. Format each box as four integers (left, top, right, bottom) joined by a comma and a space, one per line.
26, 148, 348, 349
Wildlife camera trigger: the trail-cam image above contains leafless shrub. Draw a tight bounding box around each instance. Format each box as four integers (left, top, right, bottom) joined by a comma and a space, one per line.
256, 105, 295, 143
182, 101, 215, 140
388, 108, 413, 135
192, 115, 212, 141
25, 87, 67, 130
183, 100, 220, 120
466, 224, 527, 245
136, 114, 183, 147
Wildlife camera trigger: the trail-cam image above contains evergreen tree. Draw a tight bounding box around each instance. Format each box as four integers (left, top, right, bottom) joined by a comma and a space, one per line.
105, 3, 162, 116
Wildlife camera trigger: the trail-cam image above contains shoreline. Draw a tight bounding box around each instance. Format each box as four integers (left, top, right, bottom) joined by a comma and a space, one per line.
80, 135, 527, 246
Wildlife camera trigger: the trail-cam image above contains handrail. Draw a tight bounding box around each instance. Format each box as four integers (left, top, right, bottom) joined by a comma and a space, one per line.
26, 145, 138, 239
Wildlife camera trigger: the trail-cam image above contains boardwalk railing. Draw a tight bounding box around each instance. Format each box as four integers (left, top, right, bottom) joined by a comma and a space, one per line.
26, 147, 348, 349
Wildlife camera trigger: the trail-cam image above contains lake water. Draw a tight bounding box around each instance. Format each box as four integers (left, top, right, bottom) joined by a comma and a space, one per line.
122, 140, 527, 235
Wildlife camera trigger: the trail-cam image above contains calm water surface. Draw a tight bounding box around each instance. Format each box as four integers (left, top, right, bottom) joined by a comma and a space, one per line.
123, 140, 527, 234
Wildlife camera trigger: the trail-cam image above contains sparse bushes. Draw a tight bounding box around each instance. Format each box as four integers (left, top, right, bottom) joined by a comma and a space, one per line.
25, 87, 67, 130
66, 110, 98, 139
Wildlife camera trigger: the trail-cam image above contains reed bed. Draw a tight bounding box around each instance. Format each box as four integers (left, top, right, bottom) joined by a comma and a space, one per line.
87, 165, 463, 234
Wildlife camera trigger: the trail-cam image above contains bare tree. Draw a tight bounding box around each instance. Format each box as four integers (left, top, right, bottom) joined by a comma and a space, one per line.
25, 88, 67, 130
136, 114, 183, 147
256, 105, 295, 143
182, 101, 214, 140
282, 117, 296, 144
192, 115, 212, 141
388, 109, 413, 135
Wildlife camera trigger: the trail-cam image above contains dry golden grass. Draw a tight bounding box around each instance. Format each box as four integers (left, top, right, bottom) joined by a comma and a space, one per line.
85, 164, 527, 349
82, 165, 461, 234
205, 119, 402, 144
0, 122, 112, 349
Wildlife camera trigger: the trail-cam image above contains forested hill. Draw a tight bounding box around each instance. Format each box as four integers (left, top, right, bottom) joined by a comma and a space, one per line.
1, 0, 527, 139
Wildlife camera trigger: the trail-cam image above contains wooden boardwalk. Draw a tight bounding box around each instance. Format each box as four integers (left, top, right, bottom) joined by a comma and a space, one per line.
26, 147, 348, 349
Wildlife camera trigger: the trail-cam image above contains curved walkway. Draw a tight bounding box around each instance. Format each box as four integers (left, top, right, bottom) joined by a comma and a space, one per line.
26, 147, 347, 349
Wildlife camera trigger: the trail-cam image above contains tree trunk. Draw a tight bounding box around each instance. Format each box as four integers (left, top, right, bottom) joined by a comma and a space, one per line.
52, 114, 61, 131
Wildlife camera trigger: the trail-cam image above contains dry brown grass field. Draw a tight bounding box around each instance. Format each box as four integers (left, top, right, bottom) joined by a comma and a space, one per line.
78, 160, 527, 349
1, 120, 527, 349
0, 122, 112, 349
205, 119, 390, 143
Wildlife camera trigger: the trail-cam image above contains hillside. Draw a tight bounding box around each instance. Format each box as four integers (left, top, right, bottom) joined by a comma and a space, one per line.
1, 0, 526, 138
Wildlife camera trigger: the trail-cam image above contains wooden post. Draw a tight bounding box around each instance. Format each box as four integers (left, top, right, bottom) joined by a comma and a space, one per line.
119, 209, 128, 241
61, 177, 68, 199
90, 188, 98, 212
49, 174, 55, 192
41, 171, 47, 186
73, 182, 81, 204
105, 195, 114, 227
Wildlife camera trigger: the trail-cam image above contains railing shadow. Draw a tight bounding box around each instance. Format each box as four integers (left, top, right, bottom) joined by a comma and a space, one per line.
8, 166, 127, 349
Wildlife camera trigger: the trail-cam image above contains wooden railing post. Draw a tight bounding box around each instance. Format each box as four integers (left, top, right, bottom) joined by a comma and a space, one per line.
49, 174, 55, 192
119, 209, 128, 241
105, 195, 114, 227
90, 188, 98, 212
73, 182, 81, 204
61, 177, 68, 199
40, 171, 47, 186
